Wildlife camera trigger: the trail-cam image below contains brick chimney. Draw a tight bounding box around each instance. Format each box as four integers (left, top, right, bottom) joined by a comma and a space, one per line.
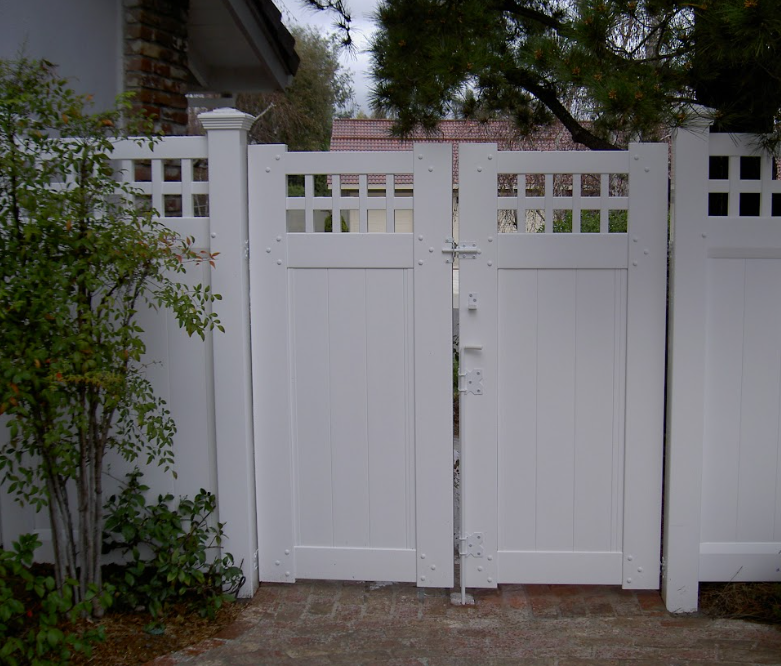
123, 0, 192, 135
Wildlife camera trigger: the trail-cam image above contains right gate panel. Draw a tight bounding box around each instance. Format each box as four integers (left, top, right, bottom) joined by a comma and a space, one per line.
459, 143, 668, 589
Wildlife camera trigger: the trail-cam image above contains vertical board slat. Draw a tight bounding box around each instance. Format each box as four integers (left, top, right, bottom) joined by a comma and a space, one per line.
498, 269, 538, 551
367, 270, 410, 548
290, 269, 334, 546
331, 175, 341, 233
701, 259, 745, 543
535, 270, 577, 551
573, 269, 620, 552
328, 269, 370, 547
736, 259, 781, 541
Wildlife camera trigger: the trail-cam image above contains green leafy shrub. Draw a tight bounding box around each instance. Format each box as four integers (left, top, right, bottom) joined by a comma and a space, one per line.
0, 534, 108, 666
103, 470, 245, 622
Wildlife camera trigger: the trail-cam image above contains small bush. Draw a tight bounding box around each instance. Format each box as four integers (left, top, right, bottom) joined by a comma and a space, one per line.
103, 470, 245, 622
0, 534, 108, 666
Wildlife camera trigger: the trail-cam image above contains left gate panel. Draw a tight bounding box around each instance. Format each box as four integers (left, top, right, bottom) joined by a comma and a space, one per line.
249, 145, 452, 585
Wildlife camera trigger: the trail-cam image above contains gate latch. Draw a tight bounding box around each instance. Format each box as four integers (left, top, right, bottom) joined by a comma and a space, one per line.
459, 533, 484, 558
442, 238, 480, 260
458, 368, 484, 395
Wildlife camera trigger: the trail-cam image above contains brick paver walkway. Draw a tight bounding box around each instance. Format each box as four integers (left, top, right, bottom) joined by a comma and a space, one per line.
147, 582, 781, 665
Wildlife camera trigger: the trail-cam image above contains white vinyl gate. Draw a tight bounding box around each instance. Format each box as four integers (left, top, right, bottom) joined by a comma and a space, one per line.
250, 141, 667, 590
249, 144, 454, 587
458, 143, 668, 589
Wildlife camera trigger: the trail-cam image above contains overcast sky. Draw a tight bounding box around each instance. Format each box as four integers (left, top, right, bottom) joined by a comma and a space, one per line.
273, 0, 380, 113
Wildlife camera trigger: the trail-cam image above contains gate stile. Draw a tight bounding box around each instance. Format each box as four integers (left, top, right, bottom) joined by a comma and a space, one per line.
458, 143, 667, 590
249, 144, 454, 587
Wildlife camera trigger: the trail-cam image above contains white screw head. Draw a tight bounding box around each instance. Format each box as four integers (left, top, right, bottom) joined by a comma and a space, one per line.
487, 260, 493, 266
275, 560, 280, 566
477, 566, 484, 572
418, 234, 424, 241
418, 259, 424, 266
277, 259, 282, 265
285, 549, 290, 555
644, 167, 650, 172
428, 166, 434, 172
421, 554, 426, 559
477, 166, 483, 173
266, 247, 271, 253
211, 232, 217, 239
420, 575, 426, 581
430, 565, 436, 571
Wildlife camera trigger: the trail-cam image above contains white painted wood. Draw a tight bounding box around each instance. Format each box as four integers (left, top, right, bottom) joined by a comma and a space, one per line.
413, 143, 455, 588
288, 269, 334, 547
497, 270, 537, 553
700, 543, 781, 581
251, 144, 451, 587
287, 234, 414, 268
462, 142, 665, 591
366, 270, 413, 549
535, 269, 577, 552
700, 259, 744, 544
665, 130, 781, 611
736, 260, 781, 542
112, 137, 209, 160
295, 547, 417, 582
663, 129, 712, 612
498, 234, 628, 269
574, 270, 622, 553
199, 110, 259, 596
328, 270, 371, 548
622, 143, 668, 590
497, 151, 630, 174
497, 552, 623, 584
250, 143, 296, 583
460, 143, 500, 589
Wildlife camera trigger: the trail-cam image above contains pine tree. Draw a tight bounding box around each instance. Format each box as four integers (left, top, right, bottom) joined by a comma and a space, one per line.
306, 0, 781, 149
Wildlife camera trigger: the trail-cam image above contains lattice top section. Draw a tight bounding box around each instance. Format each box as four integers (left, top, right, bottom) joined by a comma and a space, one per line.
707, 136, 781, 218
112, 137, 210, 222
286, 172, 414, 234
496, 171, 628, 234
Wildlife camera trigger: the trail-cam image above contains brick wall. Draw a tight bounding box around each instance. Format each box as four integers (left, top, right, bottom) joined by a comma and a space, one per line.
124, 0, 191, 135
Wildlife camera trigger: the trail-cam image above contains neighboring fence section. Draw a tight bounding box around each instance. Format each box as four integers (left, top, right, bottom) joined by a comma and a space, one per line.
665, 129, 781, 612
0, 109, 259, 597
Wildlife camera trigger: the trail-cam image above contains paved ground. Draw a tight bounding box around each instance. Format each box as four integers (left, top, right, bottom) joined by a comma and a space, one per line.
146, 580, 781, 665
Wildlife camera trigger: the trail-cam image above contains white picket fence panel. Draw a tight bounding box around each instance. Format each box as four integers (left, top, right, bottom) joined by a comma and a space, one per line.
664, 129, 781, 612
248, 144, 454, 587
458, 144, 668, 590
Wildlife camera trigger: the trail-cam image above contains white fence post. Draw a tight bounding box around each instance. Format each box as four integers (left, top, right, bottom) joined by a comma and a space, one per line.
663, 127, 711, 612
198, 109, 258, 596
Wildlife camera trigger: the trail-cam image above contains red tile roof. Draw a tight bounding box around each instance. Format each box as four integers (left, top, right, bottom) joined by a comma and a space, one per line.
330, 119, 587, 184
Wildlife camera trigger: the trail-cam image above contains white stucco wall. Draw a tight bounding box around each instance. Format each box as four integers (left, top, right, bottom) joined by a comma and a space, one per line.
0, 0, 123, 112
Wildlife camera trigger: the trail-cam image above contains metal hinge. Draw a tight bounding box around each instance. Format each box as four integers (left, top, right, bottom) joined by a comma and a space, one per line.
442, 238, 480, 259
458, 368, 484, 395
459, 533, 484, 558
